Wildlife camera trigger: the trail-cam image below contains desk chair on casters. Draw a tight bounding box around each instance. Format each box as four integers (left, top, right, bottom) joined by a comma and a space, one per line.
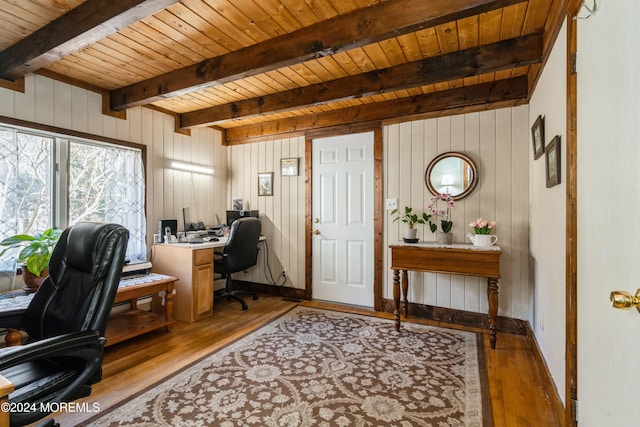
0, 222, 129, 427
214, 217, 261, 310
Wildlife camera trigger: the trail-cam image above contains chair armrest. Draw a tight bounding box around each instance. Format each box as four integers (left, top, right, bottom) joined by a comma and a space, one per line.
0, 330, 103, 371
0, 308, 26, 330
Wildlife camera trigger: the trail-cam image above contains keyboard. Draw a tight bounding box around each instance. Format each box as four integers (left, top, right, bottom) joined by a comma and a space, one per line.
118, 273, 172, 288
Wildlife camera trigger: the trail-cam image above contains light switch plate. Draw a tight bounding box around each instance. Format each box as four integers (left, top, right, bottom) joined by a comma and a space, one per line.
385, 198, 398, 210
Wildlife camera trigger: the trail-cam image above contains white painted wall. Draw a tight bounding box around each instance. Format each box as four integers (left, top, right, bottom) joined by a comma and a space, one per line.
577, 2, 640, 425
528, 22, 567, 404
383, 108, 531, 319
0, 74, 227, 262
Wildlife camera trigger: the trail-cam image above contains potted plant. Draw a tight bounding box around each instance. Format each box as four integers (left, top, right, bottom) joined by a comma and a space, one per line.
391, 206, 431, 242
427, 193, 455, 244
0, 228, 62, 292
467, 218, 498, 246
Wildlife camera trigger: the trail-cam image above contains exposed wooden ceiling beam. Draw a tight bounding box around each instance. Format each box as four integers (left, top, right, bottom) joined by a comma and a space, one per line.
110, 0, 526, 111
224, 77, 529, 143
0, 0, 178, 81
181, 33, 542, 128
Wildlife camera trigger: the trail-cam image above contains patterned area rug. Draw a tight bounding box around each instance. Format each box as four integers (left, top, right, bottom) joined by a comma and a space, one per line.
83, 306, 492, 426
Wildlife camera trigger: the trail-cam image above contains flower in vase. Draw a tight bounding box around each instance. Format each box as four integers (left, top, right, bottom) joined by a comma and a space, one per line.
427, 194, 455, 233
469, 218, 496, 235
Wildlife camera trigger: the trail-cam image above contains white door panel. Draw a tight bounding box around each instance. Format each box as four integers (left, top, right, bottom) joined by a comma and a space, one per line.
312, 132, 374, 307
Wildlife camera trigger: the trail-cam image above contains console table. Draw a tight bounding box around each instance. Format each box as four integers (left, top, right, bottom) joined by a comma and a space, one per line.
389, 242, 502, 348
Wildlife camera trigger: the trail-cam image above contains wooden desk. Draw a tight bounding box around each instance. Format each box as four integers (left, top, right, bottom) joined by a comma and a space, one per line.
105, 274, 176, 346
390, 242, 502, 349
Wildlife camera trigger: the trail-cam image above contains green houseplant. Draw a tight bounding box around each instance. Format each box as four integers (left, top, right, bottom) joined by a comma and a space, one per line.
391, 206, 431, 242
0, 228, 62, 292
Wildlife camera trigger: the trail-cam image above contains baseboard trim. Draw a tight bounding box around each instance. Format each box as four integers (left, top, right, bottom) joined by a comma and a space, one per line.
381, 298, 528, 336
524, 322, 566, 427
232, 280, 307, 300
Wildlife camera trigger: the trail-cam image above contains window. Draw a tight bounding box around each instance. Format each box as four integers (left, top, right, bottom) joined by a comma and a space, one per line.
0, 125, 146, 273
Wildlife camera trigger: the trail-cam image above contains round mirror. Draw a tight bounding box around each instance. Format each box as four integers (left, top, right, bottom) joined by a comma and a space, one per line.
425, 152, 478, 201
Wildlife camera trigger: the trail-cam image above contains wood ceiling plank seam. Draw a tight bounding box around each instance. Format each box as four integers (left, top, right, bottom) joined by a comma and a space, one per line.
129, 18, 206, 64
277, 0, 325, 26
463, 76, 481, 86
78, 44, 164, 81
329, 50, 364, 76
286, 62, 322, 85
169, 3, 230, 55
199, 0, 270, 45
435, 21, 461, 54
376, 38, 408, 67
479, 8, 504, 45
395, 33, 424, 62
312, 56, 348, 80
239, 75, 278, 96
148, 9, 222, 59
250, 0, 306, 32
300, 0, 341, 21
221, 80, 263, 100
0, 0, 73, 22
204, 0, 273, 44
253, 72, 290, 92
479, 72, 497, 84
521, 0, 552, 35
44, 55, 135, 88
326, 0, 359, 15
344, 47, 377, 73
181, 0, 247, 51
500, 2, 529, 39
103, 33, 185, 74
228, 0, 291, 37
114, 26, 197, 69
299, 59, 337, 83
415, 27, 442, 58
264, 69, 299, 90
276, 66, 312, 87
0, 1, 51, 28
361, 42, 393, 69
457, 15, 480, 50
448, 78, 466, 89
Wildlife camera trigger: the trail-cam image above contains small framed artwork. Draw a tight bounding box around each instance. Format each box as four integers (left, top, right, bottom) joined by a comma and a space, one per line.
545, 135, 561, 188
531, 115, 545, 160
281, 158, 299, 176
258, 172, 274, 196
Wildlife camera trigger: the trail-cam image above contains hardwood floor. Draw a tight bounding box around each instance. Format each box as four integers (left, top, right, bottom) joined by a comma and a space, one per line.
49, 295, 561, 426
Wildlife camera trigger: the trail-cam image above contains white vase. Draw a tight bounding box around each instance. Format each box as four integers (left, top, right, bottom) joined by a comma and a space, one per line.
404, 228, 418, 241
436, 231, 453, 245
467, 233, 498, 247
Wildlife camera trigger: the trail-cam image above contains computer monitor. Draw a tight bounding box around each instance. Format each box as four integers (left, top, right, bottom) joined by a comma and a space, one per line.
226, 210, 259, 226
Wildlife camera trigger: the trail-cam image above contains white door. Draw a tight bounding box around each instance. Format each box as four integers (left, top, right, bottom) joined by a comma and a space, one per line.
578, 3, 640, 425
312, 132, 374, 307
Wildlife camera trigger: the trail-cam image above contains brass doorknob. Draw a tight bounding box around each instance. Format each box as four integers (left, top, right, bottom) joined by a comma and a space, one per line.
312, 229, 320, 235
610, 289, 640, 312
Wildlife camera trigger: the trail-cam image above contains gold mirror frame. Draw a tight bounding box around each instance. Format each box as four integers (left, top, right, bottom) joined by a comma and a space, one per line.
424, 152, 478, 201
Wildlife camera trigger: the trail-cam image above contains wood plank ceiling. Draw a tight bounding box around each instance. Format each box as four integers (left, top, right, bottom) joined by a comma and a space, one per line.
0, 0, 560, 144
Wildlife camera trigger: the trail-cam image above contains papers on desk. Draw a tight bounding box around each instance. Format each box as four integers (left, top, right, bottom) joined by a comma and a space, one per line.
118, 273, 172, 288
0, 293, 34, 311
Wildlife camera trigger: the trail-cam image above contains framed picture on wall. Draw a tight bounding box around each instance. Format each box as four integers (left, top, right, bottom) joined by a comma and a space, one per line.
545, 135, 561, 188
531, 115, 545, 160
281, 158, 299, 176
258, 172, 274, 196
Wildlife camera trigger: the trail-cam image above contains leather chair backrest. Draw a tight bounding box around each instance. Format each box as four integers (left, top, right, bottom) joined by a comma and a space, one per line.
223, 217, 261, 274
23, 222, 129, 341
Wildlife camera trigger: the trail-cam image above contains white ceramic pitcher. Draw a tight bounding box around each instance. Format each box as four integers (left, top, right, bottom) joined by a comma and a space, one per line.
467, 233, 498, 247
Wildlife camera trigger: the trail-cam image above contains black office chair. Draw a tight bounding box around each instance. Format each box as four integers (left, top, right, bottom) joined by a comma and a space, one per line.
214, 217, 261, 310
0, 222, 129, 427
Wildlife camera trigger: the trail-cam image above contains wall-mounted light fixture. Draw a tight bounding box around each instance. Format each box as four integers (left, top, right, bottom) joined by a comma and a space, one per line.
169, 160, 213, 175
440, 174, 455, 194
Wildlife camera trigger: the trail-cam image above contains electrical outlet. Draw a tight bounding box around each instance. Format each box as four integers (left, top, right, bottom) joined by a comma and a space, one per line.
386, 198, 398, 210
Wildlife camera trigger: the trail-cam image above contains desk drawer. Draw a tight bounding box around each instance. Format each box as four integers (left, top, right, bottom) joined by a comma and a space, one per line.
193, 248, 213, 266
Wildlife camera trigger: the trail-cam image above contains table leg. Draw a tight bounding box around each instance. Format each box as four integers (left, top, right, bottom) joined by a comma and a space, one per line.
164, 281, 175, 332
401, 270, 409, 318
487, 278, 499, 349
393, 269, 400, 332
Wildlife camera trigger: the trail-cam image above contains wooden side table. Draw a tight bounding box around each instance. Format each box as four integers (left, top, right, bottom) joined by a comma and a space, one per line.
390, 242, 502, 348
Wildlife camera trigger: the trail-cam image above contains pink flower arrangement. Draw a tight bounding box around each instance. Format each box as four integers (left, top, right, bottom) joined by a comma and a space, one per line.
469, 218, 496, 235
427, 193, 455, 233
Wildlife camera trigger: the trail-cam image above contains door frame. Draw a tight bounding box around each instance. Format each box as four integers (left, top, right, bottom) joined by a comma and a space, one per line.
304, 125, 384, 310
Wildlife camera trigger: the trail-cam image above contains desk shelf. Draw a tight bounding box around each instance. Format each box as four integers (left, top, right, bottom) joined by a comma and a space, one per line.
105, 275, 176, 347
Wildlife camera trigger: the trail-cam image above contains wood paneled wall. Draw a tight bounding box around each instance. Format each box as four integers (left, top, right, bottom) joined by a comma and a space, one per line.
384, 106, 531, 319
227, 138, 306, 290
0, 74, 227, 261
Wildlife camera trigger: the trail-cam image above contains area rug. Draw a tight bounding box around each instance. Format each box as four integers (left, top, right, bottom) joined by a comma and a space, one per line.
83, 306, 492, 426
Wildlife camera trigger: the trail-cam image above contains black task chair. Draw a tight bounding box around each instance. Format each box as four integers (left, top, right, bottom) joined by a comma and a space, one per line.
0, 222, 129, 427
214, 217, 261, 310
